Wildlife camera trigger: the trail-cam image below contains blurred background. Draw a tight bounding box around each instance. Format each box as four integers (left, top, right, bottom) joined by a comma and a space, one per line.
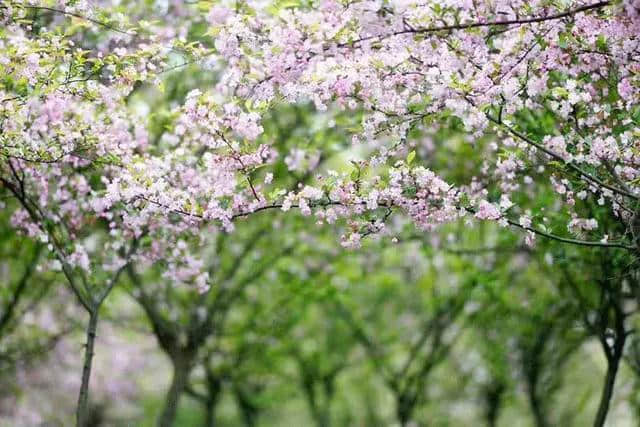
2, 200, 638, 426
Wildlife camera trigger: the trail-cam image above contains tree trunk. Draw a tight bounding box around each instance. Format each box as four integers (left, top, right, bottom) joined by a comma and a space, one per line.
302, 376, 329, 427
308, 401, 329, 427
204, 374, 223, 427
525, 375, 548, 427
593, 351, 623, 427
234, 386, 260, 427
593, 286, 627, 427
485, 381, 505, 427
205, 402, 216, 427
528, 391, 548, 427
396, 394, 415, 427
76, 309, 99, 427
158, 353, 193, 427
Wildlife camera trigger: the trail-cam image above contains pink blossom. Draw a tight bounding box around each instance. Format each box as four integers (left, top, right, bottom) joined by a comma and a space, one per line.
207, 6, 232, 25
475, 200, 501, 221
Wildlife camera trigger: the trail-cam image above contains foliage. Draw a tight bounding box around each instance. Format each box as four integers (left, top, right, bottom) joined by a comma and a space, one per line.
1, 1, 640, 426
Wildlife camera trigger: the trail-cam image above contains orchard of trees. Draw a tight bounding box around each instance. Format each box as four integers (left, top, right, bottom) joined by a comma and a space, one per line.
1, 0, 640, 425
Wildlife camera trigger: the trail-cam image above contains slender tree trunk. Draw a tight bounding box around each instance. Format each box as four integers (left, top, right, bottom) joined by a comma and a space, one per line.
76, 309, 99, 427
631, 378, 640, 425
158, 353, 193, 427
528, 391, 548, 427
487, 404, 500, 427
204, 401, 216, 427
593, 351, 623, 427
234, 386, 259, 427
485, 381, 505, 427
0, 246, 41, 337
593, 279, 627, 427
525, 375, 548, 427
308, 402, 329, 427
396, 394, 414, 427
524, 328, 551, 427
204, 375, 222, 427
302, 377, 329, 427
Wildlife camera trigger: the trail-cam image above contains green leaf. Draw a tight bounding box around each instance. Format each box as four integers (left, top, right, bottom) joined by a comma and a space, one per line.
406, 150, 416, 165
558, 33, 569, 49
596, 35, 607, 52
551, 87, 569, 99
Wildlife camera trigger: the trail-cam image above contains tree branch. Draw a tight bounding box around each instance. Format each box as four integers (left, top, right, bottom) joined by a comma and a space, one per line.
339, 2, 610, 47
17, 4, 135, 36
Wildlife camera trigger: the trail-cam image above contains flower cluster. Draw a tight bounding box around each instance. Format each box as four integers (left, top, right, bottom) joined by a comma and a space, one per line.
2, 0, 640, 294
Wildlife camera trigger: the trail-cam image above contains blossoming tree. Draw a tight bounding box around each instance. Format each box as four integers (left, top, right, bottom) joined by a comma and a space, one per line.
2, 0, 640, 425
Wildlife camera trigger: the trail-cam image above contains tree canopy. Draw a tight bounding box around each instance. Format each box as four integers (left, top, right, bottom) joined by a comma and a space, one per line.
1, 0, 640, 426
